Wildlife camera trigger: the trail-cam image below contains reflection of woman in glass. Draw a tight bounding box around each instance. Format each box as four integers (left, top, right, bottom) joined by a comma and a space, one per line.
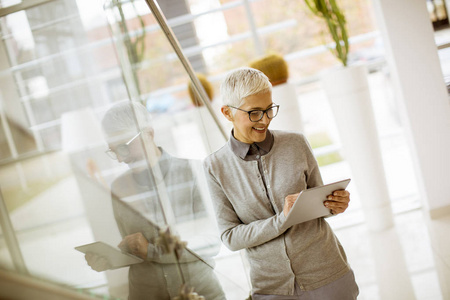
85, 101, 225, 300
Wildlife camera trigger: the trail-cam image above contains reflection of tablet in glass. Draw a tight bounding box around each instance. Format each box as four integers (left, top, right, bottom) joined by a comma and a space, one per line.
282, 178, 351, 229
75, 241, 144, 270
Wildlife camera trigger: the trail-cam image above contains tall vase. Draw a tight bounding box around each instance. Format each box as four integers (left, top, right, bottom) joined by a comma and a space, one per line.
269, 83, 304, 133
321, 63, 394, 232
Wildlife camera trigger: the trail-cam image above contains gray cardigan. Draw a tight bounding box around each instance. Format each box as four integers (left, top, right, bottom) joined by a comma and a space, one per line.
203, 130, 350, 295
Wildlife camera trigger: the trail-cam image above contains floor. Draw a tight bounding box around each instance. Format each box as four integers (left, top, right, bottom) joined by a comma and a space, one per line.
331, 208, 450, 300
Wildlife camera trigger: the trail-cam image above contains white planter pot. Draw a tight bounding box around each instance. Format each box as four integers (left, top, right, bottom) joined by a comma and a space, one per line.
321, 64, 394, 231
269, 83, 304, 133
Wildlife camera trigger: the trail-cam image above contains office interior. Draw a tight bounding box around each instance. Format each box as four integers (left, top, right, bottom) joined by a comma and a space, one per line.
0, 0, 449, 299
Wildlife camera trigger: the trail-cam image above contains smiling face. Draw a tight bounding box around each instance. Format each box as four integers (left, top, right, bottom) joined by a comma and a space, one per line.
222, 91, 273, 144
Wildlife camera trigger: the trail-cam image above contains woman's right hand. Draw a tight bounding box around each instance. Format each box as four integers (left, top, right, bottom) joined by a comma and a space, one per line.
283, 193, 299, 216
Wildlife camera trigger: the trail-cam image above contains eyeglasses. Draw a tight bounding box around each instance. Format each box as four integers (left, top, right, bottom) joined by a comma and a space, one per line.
227, 104, 280, 122
105, 132, 141, 160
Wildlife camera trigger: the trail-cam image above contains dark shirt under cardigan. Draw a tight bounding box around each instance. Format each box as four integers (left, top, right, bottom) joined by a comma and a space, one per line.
203, 130, 351, 296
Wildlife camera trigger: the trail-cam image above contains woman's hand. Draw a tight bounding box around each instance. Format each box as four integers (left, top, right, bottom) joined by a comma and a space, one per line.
324, 189, 350, 215
283, 193, 300, 216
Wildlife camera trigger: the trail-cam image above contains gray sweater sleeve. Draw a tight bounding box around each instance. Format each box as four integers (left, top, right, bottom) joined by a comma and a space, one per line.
203, 166, 287, 251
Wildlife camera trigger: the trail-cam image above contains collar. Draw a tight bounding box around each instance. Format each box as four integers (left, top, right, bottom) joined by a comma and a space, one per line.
229, 129, 274, 159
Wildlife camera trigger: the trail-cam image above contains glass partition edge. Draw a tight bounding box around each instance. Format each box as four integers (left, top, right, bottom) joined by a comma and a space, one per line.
143, 0, 228, 140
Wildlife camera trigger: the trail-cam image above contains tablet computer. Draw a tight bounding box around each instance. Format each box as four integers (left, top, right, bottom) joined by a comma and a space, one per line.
282, 178, 351, 229
75, 241, 144, 270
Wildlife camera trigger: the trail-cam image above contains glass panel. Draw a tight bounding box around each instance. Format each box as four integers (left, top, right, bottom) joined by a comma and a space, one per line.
0, 0, 127, 160
2, 1, 90, 65
101, 2, 245, 298
0, 0, 244, 298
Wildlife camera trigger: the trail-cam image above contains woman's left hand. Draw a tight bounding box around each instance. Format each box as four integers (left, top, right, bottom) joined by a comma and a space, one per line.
324, 189, 350, 215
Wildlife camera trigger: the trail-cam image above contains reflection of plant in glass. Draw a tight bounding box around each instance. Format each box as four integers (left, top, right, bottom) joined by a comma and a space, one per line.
115, 0, 147, 96
304, 0, 349, 66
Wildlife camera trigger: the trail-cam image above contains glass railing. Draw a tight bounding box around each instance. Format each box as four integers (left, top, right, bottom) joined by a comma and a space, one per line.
0, 0, 249, 298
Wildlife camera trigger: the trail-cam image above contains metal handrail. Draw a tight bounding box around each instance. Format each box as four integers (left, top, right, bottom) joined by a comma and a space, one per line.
143, 0, 228, 140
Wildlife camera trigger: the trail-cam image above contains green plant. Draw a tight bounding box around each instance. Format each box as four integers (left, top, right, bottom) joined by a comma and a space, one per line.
116, 0, 146, 65
304, 0, 349, 66
113, 0, 147, 99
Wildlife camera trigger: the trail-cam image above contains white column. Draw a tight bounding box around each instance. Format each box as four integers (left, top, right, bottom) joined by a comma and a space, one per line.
321, 64, 394, 231
372, 0, 450, 218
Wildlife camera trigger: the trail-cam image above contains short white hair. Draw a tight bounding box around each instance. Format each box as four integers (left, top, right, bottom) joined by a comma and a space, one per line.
220, 67, 272, 108
101, 101, 152, 137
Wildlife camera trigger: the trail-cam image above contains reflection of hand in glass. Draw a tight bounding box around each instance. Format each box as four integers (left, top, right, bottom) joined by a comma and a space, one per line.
118, 232, 149, 260
84, 252, 112, 272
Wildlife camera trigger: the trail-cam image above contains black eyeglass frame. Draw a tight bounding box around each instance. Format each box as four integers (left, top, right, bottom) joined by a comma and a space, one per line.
227, 104, 280, 122
105, 131, 142, 160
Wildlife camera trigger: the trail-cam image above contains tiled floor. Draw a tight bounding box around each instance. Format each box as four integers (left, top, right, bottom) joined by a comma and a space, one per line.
332, 209, 449, 300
